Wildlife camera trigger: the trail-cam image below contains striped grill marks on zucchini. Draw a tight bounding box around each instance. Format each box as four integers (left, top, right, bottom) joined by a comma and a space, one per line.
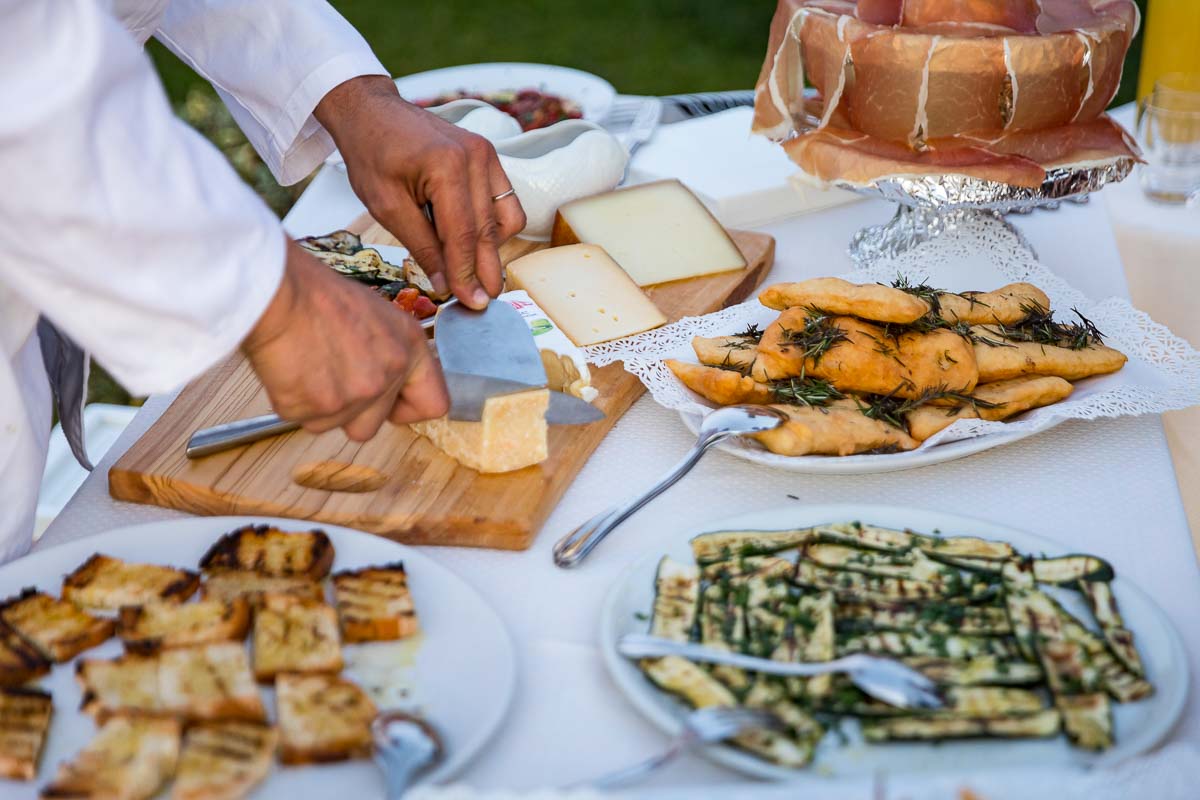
640, 522, 1150, 766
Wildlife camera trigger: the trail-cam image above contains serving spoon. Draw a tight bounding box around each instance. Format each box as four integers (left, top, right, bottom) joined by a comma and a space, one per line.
372, 710, 445, 799
552, 405, 787, 568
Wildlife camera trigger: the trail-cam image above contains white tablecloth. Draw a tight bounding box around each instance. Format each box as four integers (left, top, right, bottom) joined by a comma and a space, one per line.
37, 113, 1200, 795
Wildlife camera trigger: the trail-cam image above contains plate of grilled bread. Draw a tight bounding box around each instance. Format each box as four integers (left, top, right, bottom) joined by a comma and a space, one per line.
0, 516, 516, 799
601, 504, 1187, 782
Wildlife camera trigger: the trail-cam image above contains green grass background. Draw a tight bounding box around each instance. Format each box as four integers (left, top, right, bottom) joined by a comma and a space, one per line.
92, 0, 1148, 406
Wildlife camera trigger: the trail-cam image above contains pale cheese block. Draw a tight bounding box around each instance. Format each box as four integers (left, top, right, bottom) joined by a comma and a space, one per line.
498, 289, 599, 402
551, 179, 746, 286
409, 389, 549, 473
506, 244, 667, 347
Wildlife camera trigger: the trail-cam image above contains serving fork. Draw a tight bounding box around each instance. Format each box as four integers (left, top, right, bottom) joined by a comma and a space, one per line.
618, 634, 945, 710
574, 706, 783, 789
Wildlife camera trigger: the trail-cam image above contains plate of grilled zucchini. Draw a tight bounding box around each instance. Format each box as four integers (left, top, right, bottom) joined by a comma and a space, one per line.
601, 505, 1187, 782
0, 516, 516, 799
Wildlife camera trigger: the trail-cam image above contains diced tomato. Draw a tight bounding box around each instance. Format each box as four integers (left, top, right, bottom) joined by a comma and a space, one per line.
392, 287, 439, 320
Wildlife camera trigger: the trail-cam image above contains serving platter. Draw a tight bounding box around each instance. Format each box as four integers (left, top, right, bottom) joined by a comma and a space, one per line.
600, 504, 1189, 782
0, 516, 516, 798
393, 62, 617, 123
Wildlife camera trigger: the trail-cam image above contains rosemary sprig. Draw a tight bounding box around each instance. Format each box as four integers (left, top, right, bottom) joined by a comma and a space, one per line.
770, 377, 844, 408
989, 304, 1106, 350
726, 323, 764, 351
778, 310, 849, 365
855, 386, 1000, 430
889, 275, 943, 317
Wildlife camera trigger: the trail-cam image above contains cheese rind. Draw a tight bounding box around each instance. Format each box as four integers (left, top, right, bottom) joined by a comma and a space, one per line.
410, 389, 549, 473
498, 290, 599, 402
551, 179, 746, 286
507, 245, 667, 347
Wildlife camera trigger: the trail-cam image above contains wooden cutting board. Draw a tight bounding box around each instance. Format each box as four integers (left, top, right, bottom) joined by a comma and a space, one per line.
109, 221, 773, 550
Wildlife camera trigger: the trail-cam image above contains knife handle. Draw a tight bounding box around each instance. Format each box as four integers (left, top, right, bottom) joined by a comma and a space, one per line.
186, 413, 300, 459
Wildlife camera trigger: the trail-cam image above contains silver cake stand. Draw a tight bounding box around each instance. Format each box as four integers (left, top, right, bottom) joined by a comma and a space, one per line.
834, 159, 1136, 267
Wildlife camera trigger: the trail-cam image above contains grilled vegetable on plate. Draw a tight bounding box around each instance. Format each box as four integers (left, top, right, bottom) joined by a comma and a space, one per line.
599, 504, 1188, 782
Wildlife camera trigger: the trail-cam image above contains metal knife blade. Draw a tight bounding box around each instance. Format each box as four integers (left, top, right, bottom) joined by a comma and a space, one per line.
434, 301, 546, 387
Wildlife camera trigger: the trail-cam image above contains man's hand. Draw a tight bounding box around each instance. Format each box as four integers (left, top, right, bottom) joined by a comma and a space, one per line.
242, 240, 449, 441
315, 75, 526, 310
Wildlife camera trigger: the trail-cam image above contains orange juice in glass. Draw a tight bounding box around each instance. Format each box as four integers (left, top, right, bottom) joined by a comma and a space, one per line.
1136, 1, 1200, 102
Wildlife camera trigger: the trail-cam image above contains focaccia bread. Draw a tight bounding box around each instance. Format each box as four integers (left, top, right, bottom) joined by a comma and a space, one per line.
0, 588, 113, 663
666, 360, 773, 406
199, 525, 334, 580
41, 715, 181, 800
905, 375, 1074, 440
252, 594, 343, 683
973, 327, 1129, 381
62, 554, 199, 610
759, 278, 929, 323
0, 687, 52, 781
332, 562, 419, 643
691, 335, 758, 373
275, 673, 377, 765
750, 400, 921, 456
172, 721, 277, 800
118, 597, 251, 654
201, 570, 325, 607
750, 310, 978, 398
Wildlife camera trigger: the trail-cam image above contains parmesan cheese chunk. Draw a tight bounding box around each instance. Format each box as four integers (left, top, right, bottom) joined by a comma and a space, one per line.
551, 180, 746, 286
410, 389, 549, 473
507, 245, 667, 347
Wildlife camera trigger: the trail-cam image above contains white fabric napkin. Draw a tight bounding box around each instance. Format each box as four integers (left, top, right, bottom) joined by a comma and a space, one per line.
625, 107, 860, 229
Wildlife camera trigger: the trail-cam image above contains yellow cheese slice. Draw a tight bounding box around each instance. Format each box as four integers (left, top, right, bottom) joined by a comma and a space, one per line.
409, 389, 549, 473
507, 244, 667, 347
551, 179, 746, 286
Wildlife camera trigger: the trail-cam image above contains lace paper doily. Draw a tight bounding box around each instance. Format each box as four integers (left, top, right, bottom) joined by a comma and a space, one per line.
583, 214, 1200, 471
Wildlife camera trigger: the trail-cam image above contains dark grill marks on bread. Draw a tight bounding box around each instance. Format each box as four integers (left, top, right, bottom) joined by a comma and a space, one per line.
62, 554, 199, 610
332, 562, 419, 643
0, 588, 114, 662
0, 687, 52, 780
198, 526, 334, 580
0, 623, 50, 687
171, 721, 276, 800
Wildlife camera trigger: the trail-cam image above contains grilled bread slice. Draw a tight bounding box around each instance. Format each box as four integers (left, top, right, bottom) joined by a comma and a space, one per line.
0, 623, 50, 688
332, 562, 419, 643
118, 598, 250, 654
77, 653, 162, 721
158, 643, 266, 723
171, 721, 276, 800
41, 715, 181, 800
0, 588, 114, 662
252, 595, 343, 683
200, 571, 324, 607
62, 554, 199, 610
0, 687, 52, 780
275, 673, 376, 764
199, 526, 334, 579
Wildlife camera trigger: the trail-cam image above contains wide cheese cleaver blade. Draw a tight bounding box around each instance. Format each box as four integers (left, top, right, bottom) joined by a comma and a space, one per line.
435, 300, 604, 425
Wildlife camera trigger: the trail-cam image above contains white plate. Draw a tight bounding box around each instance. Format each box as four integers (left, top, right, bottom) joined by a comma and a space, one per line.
0, 516, 516, 799
678, 409, 1065, 475
394, 62, 617, 123
600, 504, 1189, 782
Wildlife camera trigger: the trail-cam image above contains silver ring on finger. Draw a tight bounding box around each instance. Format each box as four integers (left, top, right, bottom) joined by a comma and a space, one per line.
491, 188, 516, 202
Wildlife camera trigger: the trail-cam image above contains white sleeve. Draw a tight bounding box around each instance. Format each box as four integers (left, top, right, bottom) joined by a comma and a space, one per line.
0, 0, 285, 396
155, 0, 390, 186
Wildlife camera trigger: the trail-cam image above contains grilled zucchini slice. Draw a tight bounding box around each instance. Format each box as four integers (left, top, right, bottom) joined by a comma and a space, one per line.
915, 536, 1016, 562
826, 684, 1044, 717
861, 709, 1061, 742
640, 656, 736, 708
905, 656, 1043, 686
801, 544, 962, 589
837, 630, 1020, 660
701, 556, 794, 584
1080, 581, 1145, 678
1030, 555, 1114, 585
836, 601, 1011, 636
794, 561, 964, 603
1056, 693, 1113, 750
811, 522, 914, 553
647, 557, 700, 643
689, 530, 812, 565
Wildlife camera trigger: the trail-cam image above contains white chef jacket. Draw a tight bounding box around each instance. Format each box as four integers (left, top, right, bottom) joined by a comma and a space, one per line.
0, 0, 388, 562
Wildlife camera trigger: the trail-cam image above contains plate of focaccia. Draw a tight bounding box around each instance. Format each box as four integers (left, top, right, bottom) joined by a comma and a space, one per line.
0, 517, 516, 799
656, 274, 1134, 474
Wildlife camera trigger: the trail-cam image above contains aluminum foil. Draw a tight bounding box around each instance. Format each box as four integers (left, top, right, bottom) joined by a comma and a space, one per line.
835, 158, 1137, 213
839, 159, 1137, 266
